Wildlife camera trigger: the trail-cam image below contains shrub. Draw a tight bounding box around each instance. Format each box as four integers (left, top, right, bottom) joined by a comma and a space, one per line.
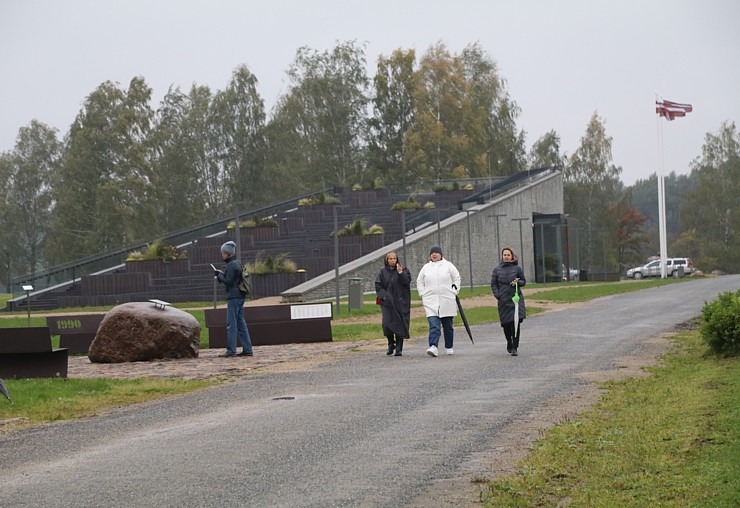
335, 218, 367, 237
423, 201, 436, 209
700, 289, 740, 356
126, 239, 187, 261
228, 216, 279, 228
245, 253, 297, 274
391, 195, 421, 211
332, 218, 383, 236
127, 250, 145, 261
391, 201, 420, 211
298, 193, 342, 206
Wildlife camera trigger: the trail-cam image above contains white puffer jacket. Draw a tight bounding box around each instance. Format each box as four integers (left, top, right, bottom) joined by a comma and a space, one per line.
416, 259, 461, 318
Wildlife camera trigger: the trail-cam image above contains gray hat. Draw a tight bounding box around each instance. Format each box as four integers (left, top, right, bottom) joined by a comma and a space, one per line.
429, 245, 443, 256
220, 241, 236, 256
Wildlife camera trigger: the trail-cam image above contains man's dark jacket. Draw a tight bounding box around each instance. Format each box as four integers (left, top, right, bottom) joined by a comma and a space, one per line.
217, 256, 244, 299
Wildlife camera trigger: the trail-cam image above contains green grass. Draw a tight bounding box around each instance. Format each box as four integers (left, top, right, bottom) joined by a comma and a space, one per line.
531, 278, 679, 303
0, 377, 215, 430
481, 328, 740, 507
0, 316, 48, 327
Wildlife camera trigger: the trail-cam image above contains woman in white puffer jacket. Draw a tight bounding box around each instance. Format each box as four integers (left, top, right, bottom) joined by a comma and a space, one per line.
416, 245, 461, 357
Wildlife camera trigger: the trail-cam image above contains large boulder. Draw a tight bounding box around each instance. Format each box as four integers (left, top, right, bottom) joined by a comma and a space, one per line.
89, 302, 200, 363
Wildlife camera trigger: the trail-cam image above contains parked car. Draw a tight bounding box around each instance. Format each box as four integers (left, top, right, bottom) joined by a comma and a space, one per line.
626, 258, 694, 279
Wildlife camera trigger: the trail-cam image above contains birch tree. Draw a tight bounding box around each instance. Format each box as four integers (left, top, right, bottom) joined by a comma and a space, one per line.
564, 112, 622, 271
680, 121, 740, 272
367, 48, 416, 185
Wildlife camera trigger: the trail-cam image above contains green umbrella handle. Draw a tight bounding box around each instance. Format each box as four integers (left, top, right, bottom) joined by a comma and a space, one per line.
512, 281, 520, 303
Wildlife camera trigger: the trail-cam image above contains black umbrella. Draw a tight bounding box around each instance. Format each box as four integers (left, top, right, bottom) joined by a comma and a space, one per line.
455, 295, 474, 344
0, 378, 12, 404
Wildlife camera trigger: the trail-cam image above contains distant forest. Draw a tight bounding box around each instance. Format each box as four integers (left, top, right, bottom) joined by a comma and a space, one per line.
1, 41, 737, 289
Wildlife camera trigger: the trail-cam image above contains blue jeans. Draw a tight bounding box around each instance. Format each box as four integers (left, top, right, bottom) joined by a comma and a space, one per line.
427, 316, 454, 349
227, 297, 253, 355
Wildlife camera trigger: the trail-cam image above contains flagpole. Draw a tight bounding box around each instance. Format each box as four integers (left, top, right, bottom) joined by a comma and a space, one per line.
659, 174, 668, 278
654, 94, 692, 279
656, 92, 668, 279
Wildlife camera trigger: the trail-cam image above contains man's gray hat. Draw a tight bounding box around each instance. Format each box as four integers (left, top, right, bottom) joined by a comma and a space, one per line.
429, 245, 443, 255
220, 241, 236, 256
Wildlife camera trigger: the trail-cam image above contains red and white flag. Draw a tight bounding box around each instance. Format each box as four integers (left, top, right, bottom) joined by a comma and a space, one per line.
656, 99, 693, 121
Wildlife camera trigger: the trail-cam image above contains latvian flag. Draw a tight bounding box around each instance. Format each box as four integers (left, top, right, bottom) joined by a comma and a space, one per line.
656, 99, 693, 121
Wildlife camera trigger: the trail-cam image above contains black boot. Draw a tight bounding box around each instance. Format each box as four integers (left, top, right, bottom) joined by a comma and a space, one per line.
386, 336, 396, 355
506, 338, 513, 354
394, 338, 404, 356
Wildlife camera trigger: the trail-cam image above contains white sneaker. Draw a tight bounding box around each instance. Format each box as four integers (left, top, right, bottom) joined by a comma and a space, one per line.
426, 345, 439, 357
446, 348, 454, 355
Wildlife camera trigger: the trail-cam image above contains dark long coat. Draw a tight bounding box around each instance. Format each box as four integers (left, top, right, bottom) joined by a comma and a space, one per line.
375, 265, 412, 339
491, 260, 526, 326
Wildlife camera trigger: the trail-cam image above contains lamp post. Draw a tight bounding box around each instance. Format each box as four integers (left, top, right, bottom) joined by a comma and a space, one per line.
486, 148, 493, 200
22, 284, 33, 327
574, 228, 582, 277
333, 204, 340, 315
511, 217, 529, 269
436, 209, 441, 245
489, 213, 507, 257
212, 276, 217, 309
401, 210, 407, 262
234, 204, 241, 262
465, 210, 476, 291
232, 199, 257, 263
331, 203, 349, 315
537, 223, 547, 284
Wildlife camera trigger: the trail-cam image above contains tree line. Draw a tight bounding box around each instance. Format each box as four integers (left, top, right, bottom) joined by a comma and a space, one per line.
1, 40, 737, 290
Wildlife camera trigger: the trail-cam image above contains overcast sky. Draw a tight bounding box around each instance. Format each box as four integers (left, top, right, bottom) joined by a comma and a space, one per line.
2, 0, 738, 185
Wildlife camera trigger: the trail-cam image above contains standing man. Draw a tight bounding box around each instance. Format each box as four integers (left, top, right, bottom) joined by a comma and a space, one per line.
416, 245, 461, 357
214, 241, 254, 358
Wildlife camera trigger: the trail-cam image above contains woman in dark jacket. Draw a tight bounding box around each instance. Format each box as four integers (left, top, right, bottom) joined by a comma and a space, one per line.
491, 247, 526, 356
375, 251, 411, 356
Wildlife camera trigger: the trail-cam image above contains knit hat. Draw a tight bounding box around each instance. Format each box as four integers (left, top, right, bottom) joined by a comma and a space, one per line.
429, 245, 443, 256
220, 241, 236, 256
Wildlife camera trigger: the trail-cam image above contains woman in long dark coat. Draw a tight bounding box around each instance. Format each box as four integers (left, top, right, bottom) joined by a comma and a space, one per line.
491, 247, 526, 356
375, 251, 411, 356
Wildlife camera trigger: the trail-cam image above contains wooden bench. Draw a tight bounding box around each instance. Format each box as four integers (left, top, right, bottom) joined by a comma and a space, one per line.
0, 327, 69, 378
205, 303, 333, 348
46, 314, 105, 354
